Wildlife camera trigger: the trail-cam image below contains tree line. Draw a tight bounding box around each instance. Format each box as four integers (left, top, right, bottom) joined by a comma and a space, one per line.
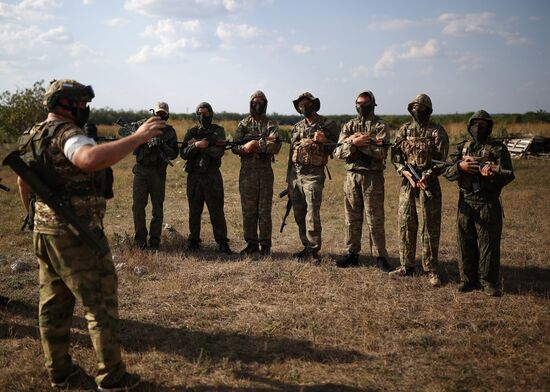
1, 80, 549, 143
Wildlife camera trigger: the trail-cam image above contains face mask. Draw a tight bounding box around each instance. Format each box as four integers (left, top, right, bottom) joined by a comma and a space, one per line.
157, 112, 169, 121
299, 104, 314, 118
197, 114, 212, 128
252, 102, 264, 115
412, 108, 430, 125
356, 103, 374, 118
470, 121, 492, 142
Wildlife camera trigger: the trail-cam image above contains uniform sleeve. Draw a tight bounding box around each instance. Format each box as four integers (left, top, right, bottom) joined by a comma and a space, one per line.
325, 120, 339, 143
180, 129, 197, 160
443, 143, 464, 182
63, 134, 96, 163
427, 124, 450, 177
493, 143, 515, 187
334, 121, 356, 160
162, 126, 179, 160
261, 120, 281, 155
391, 125, 407, 175
231, 120, 247, 155
203, 126, 225, 159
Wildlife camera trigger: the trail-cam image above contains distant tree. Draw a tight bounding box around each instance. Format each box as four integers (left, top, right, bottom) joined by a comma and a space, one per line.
0, 80, 48, 142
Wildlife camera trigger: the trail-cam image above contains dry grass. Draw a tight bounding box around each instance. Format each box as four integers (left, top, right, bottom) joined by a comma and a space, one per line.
0, 133, 549, 391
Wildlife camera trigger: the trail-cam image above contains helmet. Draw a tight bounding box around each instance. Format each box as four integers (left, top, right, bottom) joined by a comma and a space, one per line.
154, 101, 169, 114
407, 93, 433, 116
43, 79, 94, 110
292, 92, 320, 114
468, 110, 493, 128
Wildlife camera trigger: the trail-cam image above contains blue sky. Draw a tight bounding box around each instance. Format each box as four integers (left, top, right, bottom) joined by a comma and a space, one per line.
1, 0, 549, 115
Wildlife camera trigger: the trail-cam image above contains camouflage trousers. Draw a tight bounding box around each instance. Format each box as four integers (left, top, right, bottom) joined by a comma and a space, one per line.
344, 170, 388, 257
187, 169, 228, 244
397, 178, 442, 272
34, 231, 125, 385
288, 166, 325, 252
239, 163, 274, 246
132, 164, 167, 247
457, 197, 503, 287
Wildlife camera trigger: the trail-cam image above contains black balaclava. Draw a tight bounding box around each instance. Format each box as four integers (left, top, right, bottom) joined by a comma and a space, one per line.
470, 120, 492, 143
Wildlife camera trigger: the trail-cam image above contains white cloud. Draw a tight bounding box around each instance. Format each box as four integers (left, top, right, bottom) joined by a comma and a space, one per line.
453, 52, 484, 72
438, 12, 527, 45
103, 18, 130, 27
0, 0, 61, 21
374, 39, 440, 77
351, 65, 368, 79
128, 19, 206, 63
216, 22, 262, 40
368, 18, 421, 31
124, 0, 269, 19
292, 44, 311, 54
0, 24, 71, 53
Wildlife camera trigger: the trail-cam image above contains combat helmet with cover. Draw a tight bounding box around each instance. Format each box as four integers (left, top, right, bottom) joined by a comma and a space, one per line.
467, 110, 493, 132
407, 93, 433, 116
43, 79, 95, 128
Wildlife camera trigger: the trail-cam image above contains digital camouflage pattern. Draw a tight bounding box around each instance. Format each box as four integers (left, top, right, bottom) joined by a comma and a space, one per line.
181, 120, 228, 244
287, 109, 339, 252
132, 124, 178, 248
391, 94, 449, 271
232, 90, 281, 247
444, 110, 515, 288
334, 93, 389, 256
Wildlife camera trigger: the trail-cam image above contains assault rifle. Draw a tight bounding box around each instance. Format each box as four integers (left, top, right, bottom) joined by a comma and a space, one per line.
403, 162, 433, 199
2, 151, 109, 257
279, 189, 292, 233
115, 114, 174, 166
224, 134, 282, 150
0, 177, 9, 192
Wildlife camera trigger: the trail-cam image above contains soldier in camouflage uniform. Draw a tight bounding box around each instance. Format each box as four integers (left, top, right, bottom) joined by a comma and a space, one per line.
15, 79, 165, 390
232, 91, 281, 256
389, 94, 449, 287
443, 110, 514, 296
131, 102, 178, 250
334, 91, 391, 271
180, 102, 232, 254
287, 92, 339, 262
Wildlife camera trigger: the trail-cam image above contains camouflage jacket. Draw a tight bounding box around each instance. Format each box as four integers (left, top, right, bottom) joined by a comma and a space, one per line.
334, 114, 390, 172
135, 124, 178, 167
180, 124, 225, 173
18, 120, 106, 235
443, 139, 515, 202
391, 119, 449, 179
231, 115, 281, 166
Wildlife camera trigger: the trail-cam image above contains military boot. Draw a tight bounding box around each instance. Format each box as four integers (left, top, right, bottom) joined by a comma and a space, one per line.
482, 283, 501, 297
219, 242, 233, 255
293, 247, 311, 261
259, 245, 271, 256
336, 252, 359, 268
376, 257, 391, 273
457, 281, 479, 293
240, 243, 259, 256
187, 239, 201, 252
97, 372, 141, 392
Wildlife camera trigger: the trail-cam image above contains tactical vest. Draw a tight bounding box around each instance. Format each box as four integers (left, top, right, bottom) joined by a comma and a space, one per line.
291, 119, 331, 167
458, 141, 496, 192
401, 136, 435, 170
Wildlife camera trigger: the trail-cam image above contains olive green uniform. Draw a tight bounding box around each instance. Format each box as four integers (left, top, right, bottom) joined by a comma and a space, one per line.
180, 124, 228, 245
19, 120, 124, 386
443, 113, 514, 289
132, 125, 178, 248
232, 91, 281, 248
287, 113, 339, 252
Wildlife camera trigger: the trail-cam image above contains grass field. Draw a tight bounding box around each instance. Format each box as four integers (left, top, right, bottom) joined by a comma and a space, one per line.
0, 122, 549, 391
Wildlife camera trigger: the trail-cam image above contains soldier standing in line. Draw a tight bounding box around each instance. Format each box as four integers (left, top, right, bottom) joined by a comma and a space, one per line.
443, 110, 514, 296
180, 102, 232, 254
334, 91, 391, 271
232, 91, 281, 256
14, 79, 165, 390
389, 93, 449, 287
131, 102, 178, 250
286, 92, 339, 262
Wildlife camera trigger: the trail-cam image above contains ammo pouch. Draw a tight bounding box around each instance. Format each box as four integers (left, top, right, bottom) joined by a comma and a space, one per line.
292, 139, 328, 167
402, 136, 435, 170
95, 168, 114, 199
